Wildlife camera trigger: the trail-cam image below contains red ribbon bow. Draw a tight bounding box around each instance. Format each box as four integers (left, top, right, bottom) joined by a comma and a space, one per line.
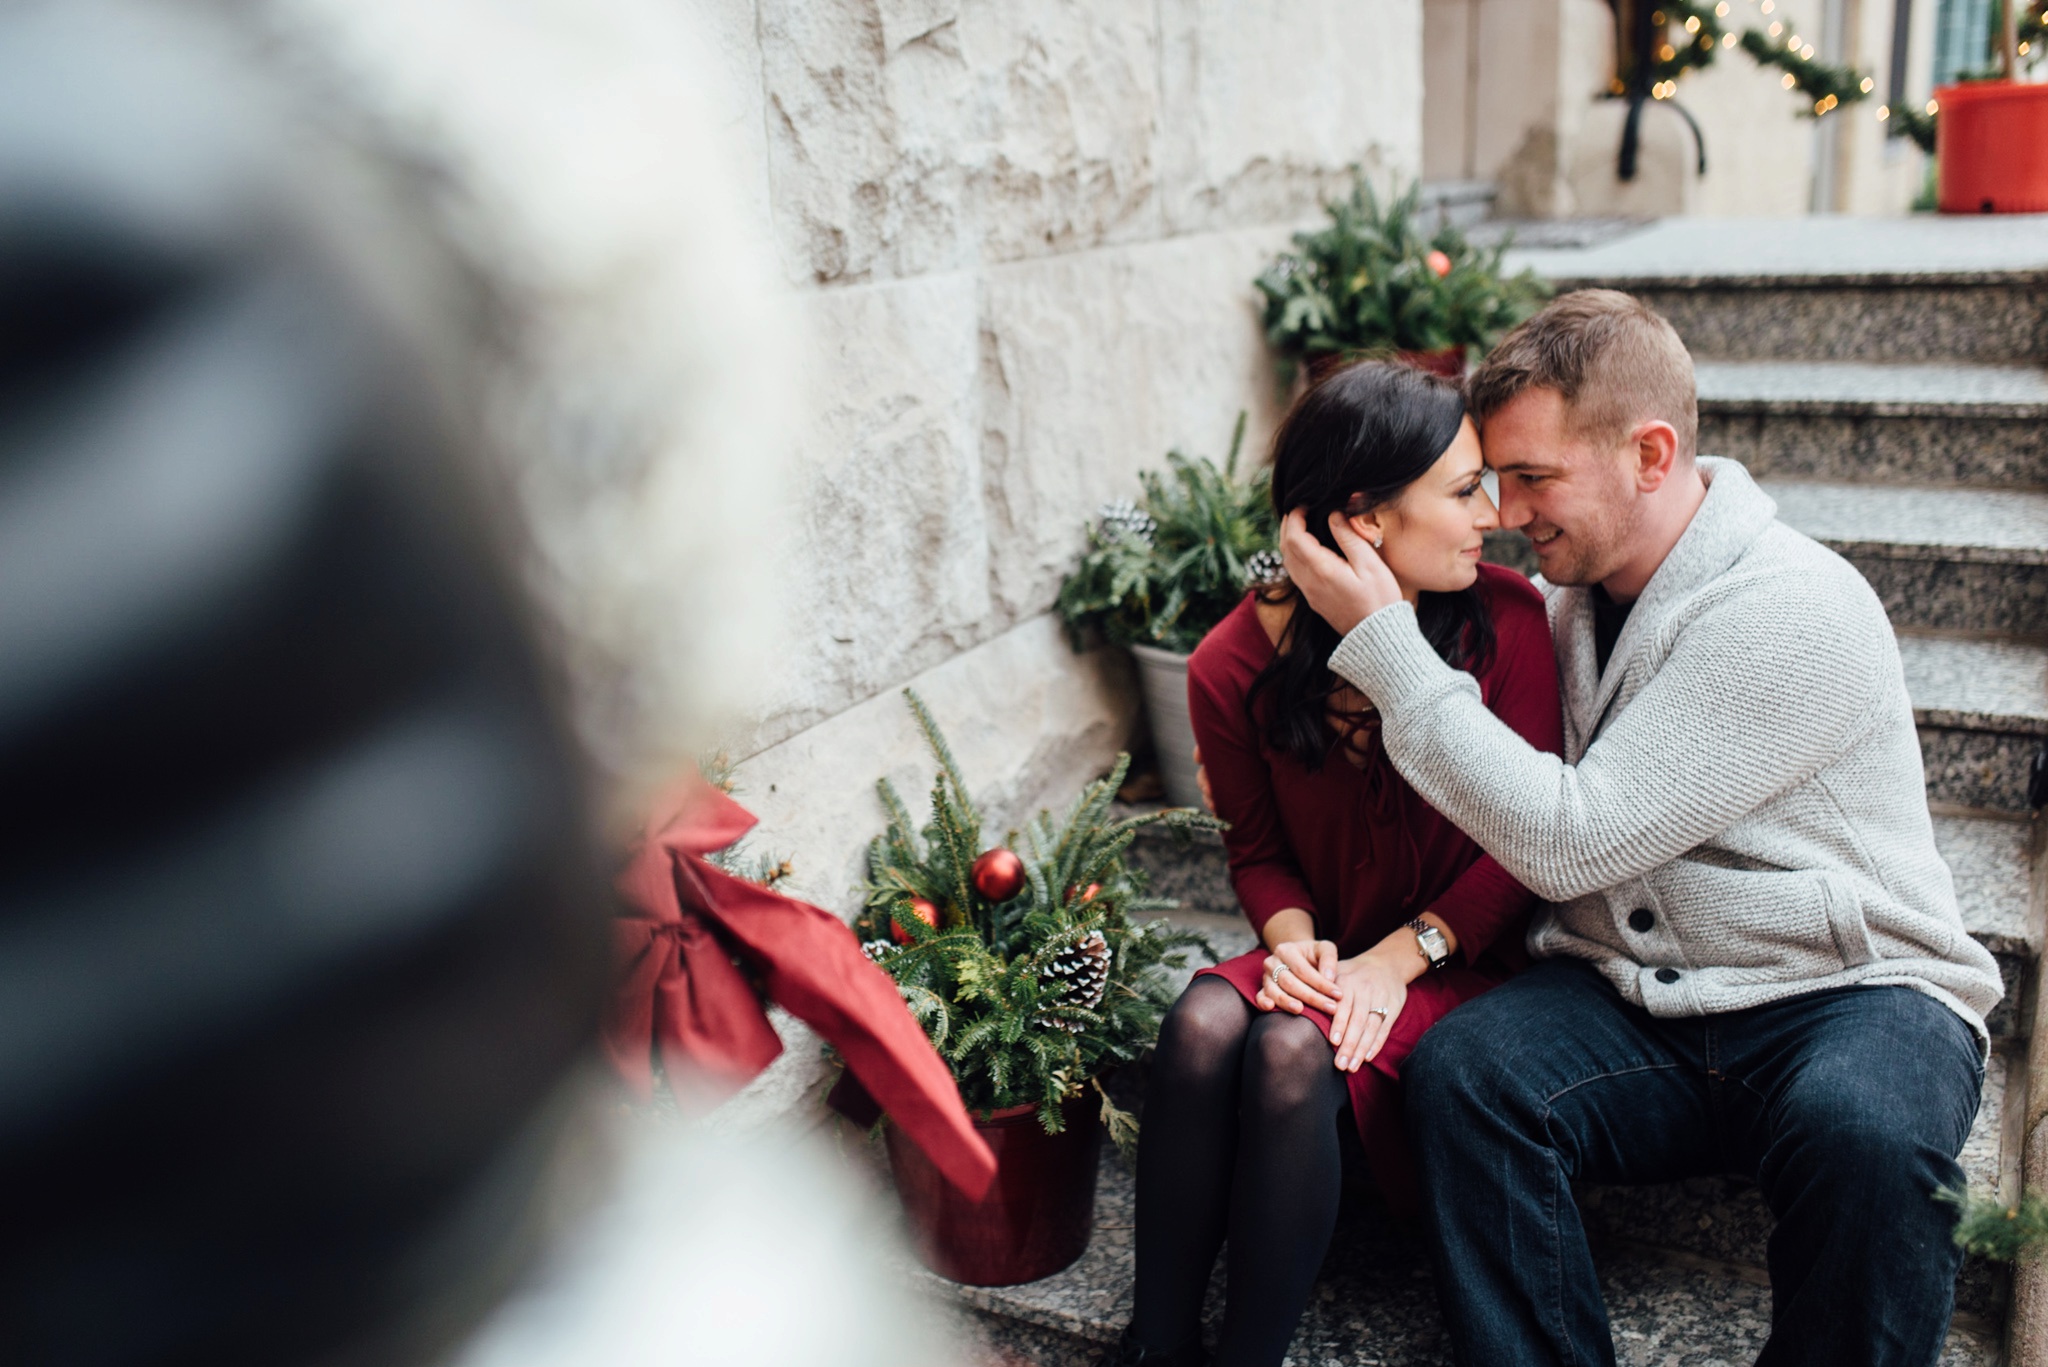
604, 775, 996, 1200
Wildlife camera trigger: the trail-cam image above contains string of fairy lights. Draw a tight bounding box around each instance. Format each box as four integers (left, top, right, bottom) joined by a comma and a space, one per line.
1614, 0, 1875, 117
1620, 0, 2046, 153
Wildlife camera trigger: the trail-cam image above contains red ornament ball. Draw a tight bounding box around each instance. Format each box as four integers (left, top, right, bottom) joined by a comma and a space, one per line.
1065, 882, 1103, 905
971, 847, 1027, 902
891, 896, 941, 944
1426, 249, 1453, 278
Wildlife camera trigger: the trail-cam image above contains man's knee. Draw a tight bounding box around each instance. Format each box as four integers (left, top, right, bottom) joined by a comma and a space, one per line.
1405, 995, 1523, 1123
1767, 990, 1981, 1177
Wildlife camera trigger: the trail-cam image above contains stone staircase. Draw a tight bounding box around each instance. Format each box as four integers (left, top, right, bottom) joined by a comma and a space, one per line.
924, 216, 2048, 1366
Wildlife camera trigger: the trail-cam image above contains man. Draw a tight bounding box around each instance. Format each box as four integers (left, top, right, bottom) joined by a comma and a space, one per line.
1278, 289, 2003, 1366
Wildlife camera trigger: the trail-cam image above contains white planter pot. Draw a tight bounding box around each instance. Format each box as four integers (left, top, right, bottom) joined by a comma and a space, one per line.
1128, 643, 1202, 810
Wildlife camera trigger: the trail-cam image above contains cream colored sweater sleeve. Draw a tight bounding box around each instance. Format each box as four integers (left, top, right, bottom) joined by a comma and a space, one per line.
1327, 584, 1887, 902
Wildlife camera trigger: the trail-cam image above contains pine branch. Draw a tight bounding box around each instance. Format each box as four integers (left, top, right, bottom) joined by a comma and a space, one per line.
1094, 1076, 1141, 1164
1940, 1186, 2048, 1262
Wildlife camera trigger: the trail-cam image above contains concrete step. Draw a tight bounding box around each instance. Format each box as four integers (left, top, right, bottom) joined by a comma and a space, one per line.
1505, 215, 2048, 365
1415, 179, 1496, 232
1934, 811, 2039, 1042
1763, 480, 2048, 637
1901, 634, 2048, 813
1700, 361, 2048, 488
929, 1144, 2006, 1366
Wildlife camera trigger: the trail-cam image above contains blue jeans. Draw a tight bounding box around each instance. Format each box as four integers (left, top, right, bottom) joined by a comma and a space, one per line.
1404, 958, 1985, 1367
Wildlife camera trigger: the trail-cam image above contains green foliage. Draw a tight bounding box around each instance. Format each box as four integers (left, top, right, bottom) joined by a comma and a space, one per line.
1887, 101, 1939, 155
857, 690, 1224, 1143
1939, 1185, 2048, 1262
1254, 174, 1550, 376
1624, 0, 1727, 90
1053, 412, 1280, 655
1738, 25, 1874, 114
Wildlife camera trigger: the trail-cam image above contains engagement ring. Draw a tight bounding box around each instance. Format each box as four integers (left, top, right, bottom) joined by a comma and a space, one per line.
1369, 1006, 1390, 1017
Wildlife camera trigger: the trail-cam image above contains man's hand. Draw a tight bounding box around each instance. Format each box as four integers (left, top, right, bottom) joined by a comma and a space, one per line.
1254, 938, 1343, 1015
1279, 508, 1403, 637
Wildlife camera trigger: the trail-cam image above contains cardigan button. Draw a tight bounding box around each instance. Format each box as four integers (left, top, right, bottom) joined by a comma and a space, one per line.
1628, 908, 1655, 933
1655, 967, 1681, 984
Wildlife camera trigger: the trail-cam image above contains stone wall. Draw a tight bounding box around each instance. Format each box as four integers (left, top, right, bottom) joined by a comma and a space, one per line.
242, 0, 1422, 1125
705, 0, 1424, 910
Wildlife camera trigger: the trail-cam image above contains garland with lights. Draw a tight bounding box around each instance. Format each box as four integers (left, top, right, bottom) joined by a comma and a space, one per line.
1607, 0, 1877, 179
1884, 101, 1939, 154
1738, 27, 1873, 113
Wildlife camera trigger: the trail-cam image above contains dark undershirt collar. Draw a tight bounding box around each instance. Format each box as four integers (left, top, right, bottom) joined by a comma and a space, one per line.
1591, 585, 1635, 677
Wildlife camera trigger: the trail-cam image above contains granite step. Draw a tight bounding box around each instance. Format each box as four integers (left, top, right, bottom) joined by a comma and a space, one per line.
1700, 361, 2048, 488
931, 1143, 2006, 1366
1901, 633, 2048, 813
1505, 215, 2048, 365
1126, 810, 2039, 1040
1762, 480, 2048, 637
1578, 1037, 2026, 1324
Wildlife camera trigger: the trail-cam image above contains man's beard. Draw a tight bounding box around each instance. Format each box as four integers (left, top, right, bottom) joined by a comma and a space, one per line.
1538, 493, 1641, 587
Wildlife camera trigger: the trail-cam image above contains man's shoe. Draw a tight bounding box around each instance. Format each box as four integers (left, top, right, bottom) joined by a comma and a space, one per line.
1092, 1325, 1206, 1367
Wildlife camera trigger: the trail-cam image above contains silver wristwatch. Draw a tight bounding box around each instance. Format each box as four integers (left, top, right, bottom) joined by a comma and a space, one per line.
1408, 918, 1452, 971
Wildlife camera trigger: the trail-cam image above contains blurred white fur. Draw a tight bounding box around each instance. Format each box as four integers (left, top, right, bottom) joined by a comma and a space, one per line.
255, 0, 797, 829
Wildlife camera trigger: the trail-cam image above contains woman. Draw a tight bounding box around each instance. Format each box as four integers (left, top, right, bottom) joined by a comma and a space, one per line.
1111, 363, 1563, 1367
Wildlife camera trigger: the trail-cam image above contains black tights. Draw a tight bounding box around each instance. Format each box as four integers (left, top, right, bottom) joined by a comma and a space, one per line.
1130, 977, 1349, 1367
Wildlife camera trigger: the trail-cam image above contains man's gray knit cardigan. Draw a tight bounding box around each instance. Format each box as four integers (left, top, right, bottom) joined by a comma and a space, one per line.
1329, 457, 2004, 1049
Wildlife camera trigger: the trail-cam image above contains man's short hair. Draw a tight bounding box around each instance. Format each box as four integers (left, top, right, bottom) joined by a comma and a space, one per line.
1465, 288, 1698, 459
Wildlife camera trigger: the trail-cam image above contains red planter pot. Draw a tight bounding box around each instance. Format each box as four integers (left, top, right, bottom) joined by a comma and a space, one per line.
1936, 80, 2048, 214
886, 1093, 1101, 1286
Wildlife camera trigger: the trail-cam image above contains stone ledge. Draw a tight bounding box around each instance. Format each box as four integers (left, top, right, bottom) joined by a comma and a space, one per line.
1507, 215, 2048, 286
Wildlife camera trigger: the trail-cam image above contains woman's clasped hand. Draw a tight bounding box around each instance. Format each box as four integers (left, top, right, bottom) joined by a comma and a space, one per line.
1256, 938, 1412, 1071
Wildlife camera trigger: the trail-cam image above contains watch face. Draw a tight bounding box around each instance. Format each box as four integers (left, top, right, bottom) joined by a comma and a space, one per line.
1417, 925, 1450, 964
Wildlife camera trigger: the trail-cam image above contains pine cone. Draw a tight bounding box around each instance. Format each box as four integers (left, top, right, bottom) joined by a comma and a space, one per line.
1037, 930, 1112, 1032
1098, 498, 1156, 545
1244, 549, 1285, 587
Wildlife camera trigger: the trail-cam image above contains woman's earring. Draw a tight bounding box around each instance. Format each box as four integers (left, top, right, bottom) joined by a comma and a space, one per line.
1371, 532, 1384, 550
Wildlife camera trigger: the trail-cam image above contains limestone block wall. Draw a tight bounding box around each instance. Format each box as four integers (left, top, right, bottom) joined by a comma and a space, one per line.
706, 0, 1423, 1121
702, 0, 1425, 905
229, 0, 1422, 1124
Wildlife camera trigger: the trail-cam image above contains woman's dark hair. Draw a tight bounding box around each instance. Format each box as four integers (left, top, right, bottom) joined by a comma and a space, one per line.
1248, 361, 1497, 769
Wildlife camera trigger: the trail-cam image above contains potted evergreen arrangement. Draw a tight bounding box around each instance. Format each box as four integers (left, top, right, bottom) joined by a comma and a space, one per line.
1255, 174, 1549, 385
855, 690, 1219, 1287
1054, 413, 1277, 808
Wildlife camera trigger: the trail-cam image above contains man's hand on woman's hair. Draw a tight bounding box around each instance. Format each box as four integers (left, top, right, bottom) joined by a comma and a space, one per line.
1278, 508, 1403, 636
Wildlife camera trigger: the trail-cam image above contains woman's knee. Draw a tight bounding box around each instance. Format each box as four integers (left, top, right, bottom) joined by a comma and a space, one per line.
1242, 1012, 1340, 1113
1154, 977, 1252, 1081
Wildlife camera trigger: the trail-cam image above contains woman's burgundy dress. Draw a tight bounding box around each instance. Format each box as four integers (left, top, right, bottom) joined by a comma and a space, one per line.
1185, 564, 1563, 1208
